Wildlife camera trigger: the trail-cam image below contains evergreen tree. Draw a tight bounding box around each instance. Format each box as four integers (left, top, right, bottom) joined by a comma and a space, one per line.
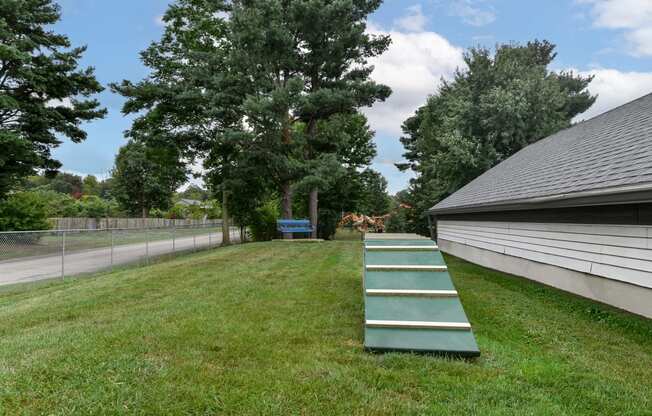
398, 40, 596, 234
357, 169, 391, 216
0, 0, 106, 199
295, 112, 382, 238
112, 0, 242, 242
114, 0, 390, 240
230, 0, 391, 237
293, 0, 391, 237
228, 0, 305, 238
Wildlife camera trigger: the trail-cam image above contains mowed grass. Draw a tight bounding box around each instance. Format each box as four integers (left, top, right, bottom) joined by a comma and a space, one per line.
0, 241, 651, 415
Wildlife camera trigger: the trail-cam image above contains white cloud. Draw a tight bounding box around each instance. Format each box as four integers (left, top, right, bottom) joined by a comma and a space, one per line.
154, 15, 165, 27
214, 11, 230, 21
365, 23, 465, 137
580, 0, 652, 56
363, 7, 467, 192
626, 27, 652, 56
393, 4, 427, 32
46, 97, 73, 108
449, 0, 496, 27
574, 68, 652, 121
580, 0, 652, 28
61, 169, 111, 181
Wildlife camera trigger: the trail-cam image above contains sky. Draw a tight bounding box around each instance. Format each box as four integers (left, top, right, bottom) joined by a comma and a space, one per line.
51, 0, 652, 193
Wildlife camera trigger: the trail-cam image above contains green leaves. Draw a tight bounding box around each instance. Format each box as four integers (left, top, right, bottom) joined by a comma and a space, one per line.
399, 40, 597, 234
113, 0, 390, 233
0, 191, 51, 231
0, 0, 105, 199
111, 141, 188, 217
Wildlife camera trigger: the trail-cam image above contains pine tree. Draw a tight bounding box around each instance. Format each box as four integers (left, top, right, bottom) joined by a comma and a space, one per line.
0, 0, 106, 199
111, 0, 241, 242
230, 0, 391, 237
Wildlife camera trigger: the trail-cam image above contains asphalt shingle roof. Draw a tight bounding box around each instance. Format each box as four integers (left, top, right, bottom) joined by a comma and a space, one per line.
431, 92, 652, 213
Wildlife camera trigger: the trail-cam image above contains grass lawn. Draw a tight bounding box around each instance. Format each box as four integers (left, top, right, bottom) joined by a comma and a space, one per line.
0, 241, 651, 415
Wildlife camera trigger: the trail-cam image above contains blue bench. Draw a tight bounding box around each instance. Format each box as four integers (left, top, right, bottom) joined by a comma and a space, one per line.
277, 219, 314, 236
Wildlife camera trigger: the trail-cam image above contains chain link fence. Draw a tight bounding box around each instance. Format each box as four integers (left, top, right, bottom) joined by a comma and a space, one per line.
0, 224, 242, 286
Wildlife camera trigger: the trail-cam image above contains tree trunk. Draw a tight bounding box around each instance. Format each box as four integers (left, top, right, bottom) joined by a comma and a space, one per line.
281, 181, 293, 239
222, 189, 230, 246
306, 117, 319, 239
309, 188, 318, 239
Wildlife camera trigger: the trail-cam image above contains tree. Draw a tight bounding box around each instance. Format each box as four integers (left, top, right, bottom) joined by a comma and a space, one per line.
111, 140, 187, 218
292, 112, 383, 238
0, 0, 106, 200
398, 40, 596, 234
385, 192, 411, 233
293, 0, 391, 238
230, 0, 391, 237
357, 169, 391, 216
21, 172, 84, 196
0, 191, 51, 232
228, 1, 306, 238
34, 189, 79, 217
112, 0, 242, 244
50, 172, 83, 197
114, 0, 390, 241
97, 177, 114, 199
178, 185, 209, 202
76, 195, 112, 219
82, 175, 100, 196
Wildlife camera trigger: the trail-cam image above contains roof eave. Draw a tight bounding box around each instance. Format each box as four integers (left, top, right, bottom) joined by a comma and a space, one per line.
428, 182, 652, 215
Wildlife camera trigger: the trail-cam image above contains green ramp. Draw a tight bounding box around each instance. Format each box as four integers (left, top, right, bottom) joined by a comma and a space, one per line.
363, 233, 480, 357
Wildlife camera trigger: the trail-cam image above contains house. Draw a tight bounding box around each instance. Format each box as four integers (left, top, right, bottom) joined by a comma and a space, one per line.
428, 93, 652, 318
177, 198, 204, 207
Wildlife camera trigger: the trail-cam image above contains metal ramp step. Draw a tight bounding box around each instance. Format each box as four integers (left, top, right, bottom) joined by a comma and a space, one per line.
363, 234, 480, 356
366, 289, 458, 297
365, 245, 439, 251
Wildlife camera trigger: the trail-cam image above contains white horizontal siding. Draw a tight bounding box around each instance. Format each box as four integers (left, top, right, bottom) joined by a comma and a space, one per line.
437, 220, 652, 289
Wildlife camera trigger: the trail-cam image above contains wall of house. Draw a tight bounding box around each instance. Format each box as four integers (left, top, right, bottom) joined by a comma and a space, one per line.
437, 220, 652, 318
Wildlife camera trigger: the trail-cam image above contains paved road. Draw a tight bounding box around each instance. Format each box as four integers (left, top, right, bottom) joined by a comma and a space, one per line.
0, 232, 239, 286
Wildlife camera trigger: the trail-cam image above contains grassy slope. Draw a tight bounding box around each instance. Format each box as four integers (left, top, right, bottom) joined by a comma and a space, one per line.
0, 241, 650, 415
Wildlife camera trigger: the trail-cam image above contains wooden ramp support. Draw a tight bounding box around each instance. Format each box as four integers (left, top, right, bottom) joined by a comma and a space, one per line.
363, 233, 480, 356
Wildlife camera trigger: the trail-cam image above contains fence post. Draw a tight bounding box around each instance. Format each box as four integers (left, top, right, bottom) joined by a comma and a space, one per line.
110, 229, 114, 270
61, 231, 66, 280
145, 227, 149, 265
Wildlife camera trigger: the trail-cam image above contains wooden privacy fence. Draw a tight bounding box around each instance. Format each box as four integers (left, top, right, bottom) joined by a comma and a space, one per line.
50, 217, 223, 230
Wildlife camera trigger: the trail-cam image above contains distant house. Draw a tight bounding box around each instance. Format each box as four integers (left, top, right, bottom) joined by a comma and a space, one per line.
428, 93, 652, 318
177, 198, 204, 207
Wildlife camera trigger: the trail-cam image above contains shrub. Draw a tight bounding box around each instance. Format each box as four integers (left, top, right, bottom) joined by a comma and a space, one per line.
32, 189, 79, 217
317, 209, 339, 240
385, 208, 410, 233
165, 203, 186, 219
249, 200, 279, 241
149, 208, 166, 218
185, 204, 205, 220
77, 195, 110, 219
203, 199, 222, 220
0, 191, 51, 232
